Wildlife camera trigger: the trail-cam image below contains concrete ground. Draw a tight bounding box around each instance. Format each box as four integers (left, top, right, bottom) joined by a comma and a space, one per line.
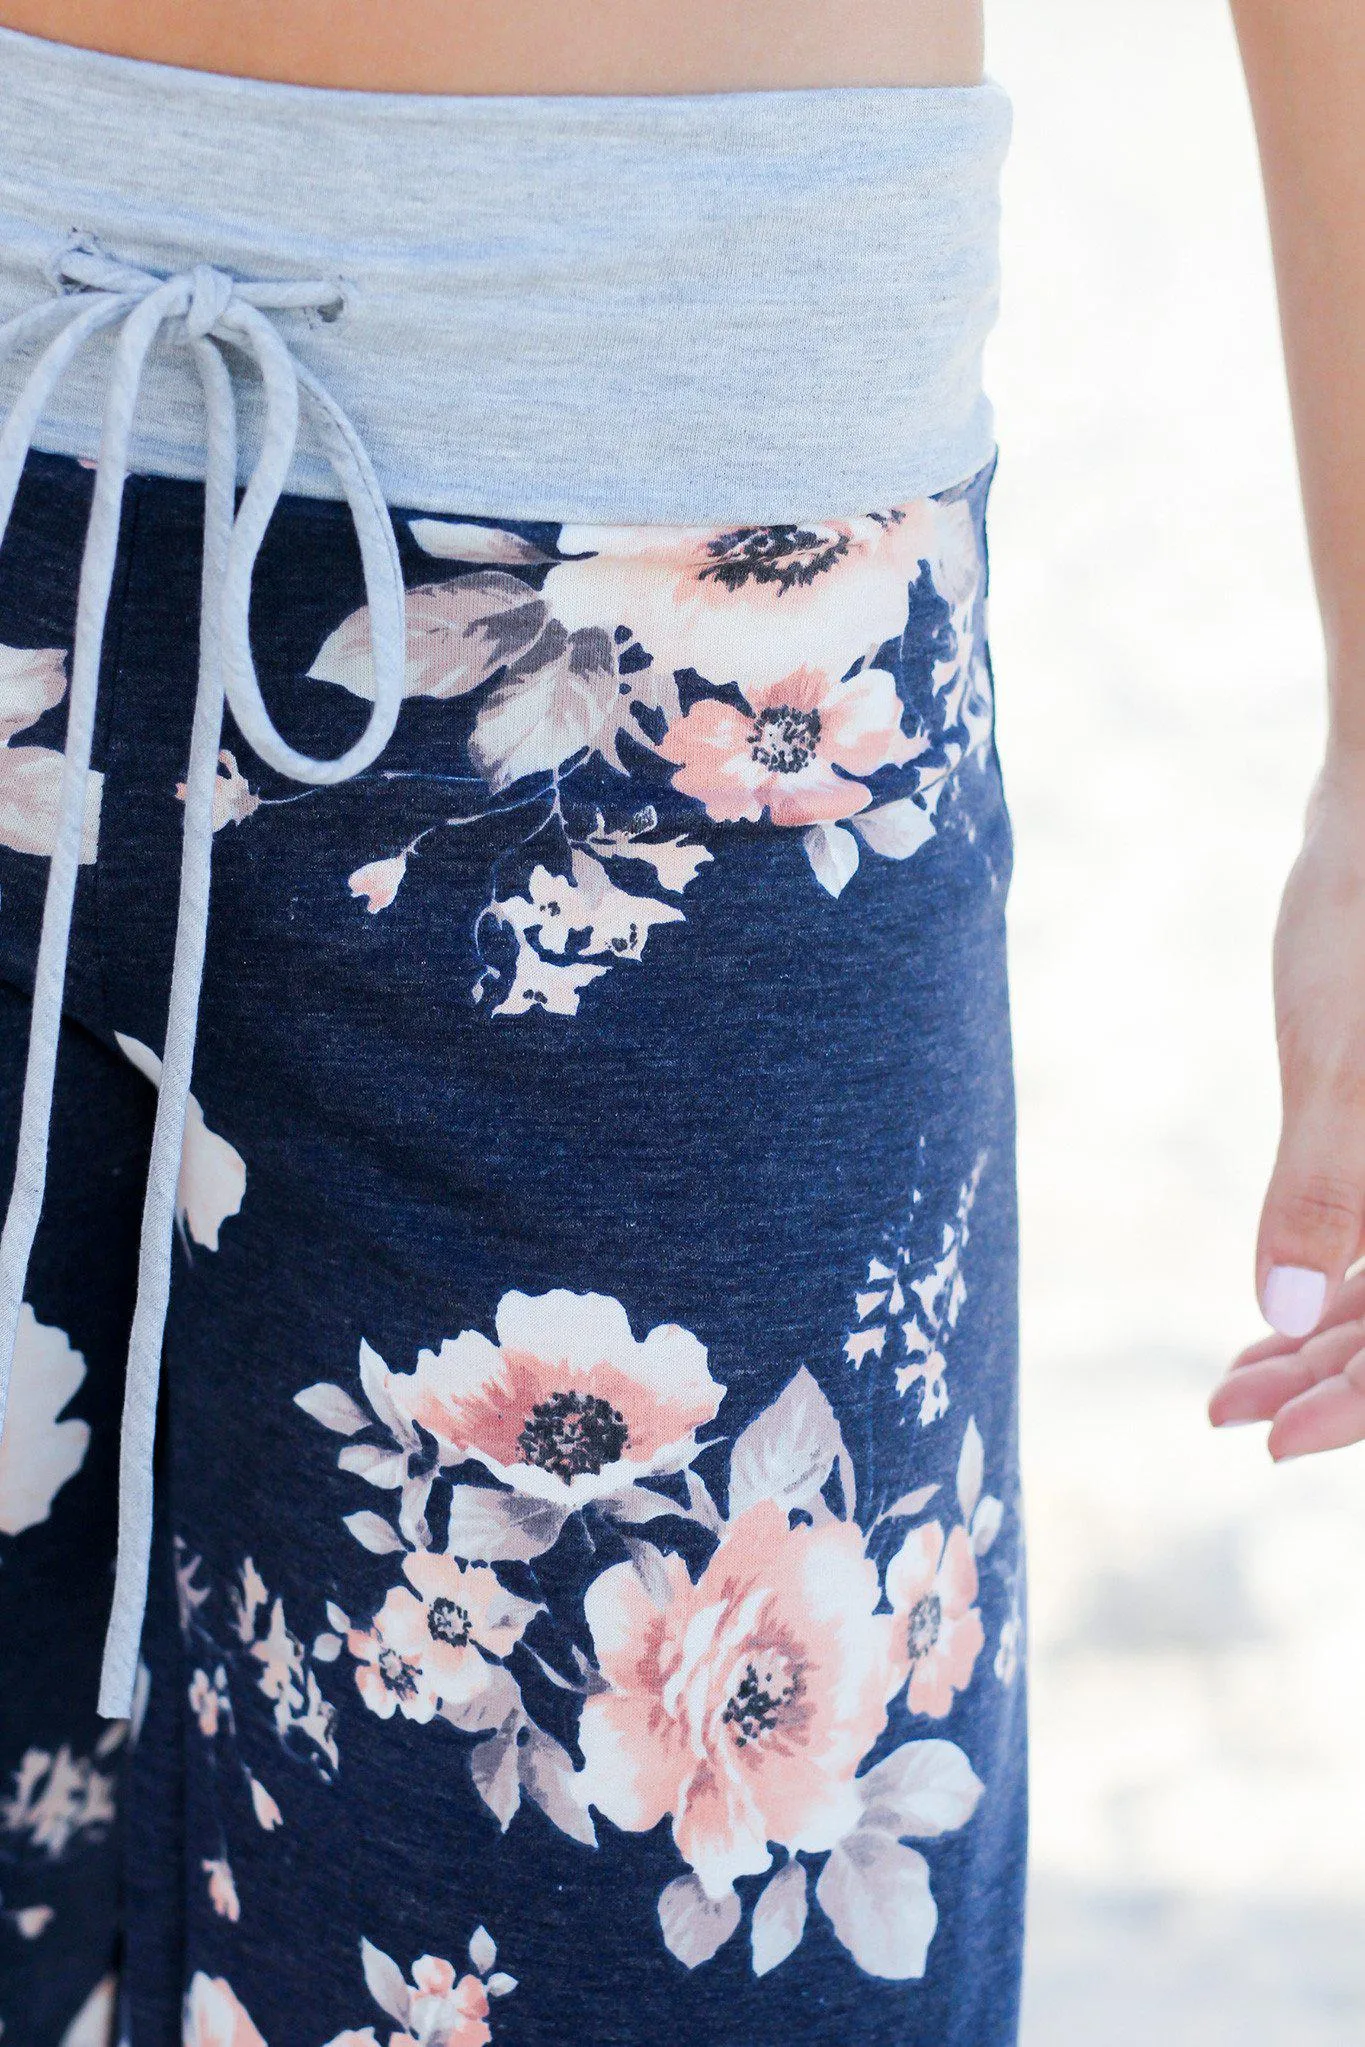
984, 0, 1365, 2037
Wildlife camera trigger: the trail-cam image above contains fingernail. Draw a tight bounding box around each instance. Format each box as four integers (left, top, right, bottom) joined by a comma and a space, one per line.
1261, 1265, 1327, 1338
1212, 1416, 1260, 1428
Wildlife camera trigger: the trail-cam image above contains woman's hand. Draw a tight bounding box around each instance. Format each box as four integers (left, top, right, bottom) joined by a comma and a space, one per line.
1210, 750, 1365, 1456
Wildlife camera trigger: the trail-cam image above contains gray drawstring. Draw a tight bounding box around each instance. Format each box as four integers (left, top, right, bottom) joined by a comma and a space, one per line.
0, 250, 407, 1716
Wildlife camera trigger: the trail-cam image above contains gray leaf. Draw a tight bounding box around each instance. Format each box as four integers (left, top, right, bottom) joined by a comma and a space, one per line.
751, 1860, 808, 1976
815, 1833, 937, 1980
470, 1729, 522, 1831
727, 1368, 846, 1521
856, 1739, 984, 1841
520, 1728, 597, 1846
657, 1874, 742, 1969
446, 1486, 566, 1563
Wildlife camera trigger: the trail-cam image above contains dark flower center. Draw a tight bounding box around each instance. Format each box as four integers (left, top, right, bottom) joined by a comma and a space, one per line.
748, 705, 821, 775
698, 525, 852, 595
722, 1654, 803, 1748
906, 1593, 943, 1661
517, 1389, 630, 1480
377, 1647, 420, 1700
427, 1597, 473, 1649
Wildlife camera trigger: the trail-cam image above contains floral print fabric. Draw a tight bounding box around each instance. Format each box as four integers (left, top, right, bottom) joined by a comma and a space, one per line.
0, 450, 1022, 2047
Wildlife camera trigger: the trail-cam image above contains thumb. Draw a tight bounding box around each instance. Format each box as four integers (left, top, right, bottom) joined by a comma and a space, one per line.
1256, 1089, 1365, 1337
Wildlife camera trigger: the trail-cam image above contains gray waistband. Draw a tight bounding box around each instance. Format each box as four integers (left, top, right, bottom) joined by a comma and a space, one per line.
0, 25, 1010, 522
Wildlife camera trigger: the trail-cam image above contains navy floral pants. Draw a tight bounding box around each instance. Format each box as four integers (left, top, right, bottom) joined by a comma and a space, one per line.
0, 449, 1024, 2046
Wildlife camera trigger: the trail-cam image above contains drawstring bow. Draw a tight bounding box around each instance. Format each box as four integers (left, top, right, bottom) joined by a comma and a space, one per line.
0, 247, 406, 1715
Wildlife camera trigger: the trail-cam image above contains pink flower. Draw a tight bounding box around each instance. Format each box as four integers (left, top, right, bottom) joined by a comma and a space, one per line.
202, 1856, 240, 1921
578, 1503, 896, 1898
177, 749, 259, 831
182, 1975, 265, 2047
657, 663, 919, 827
349, 852, 409, 913
885, 1521, 985, 1719
544, 507, 941, 696
384, 1289, 724, 1508
348, 1553, 538, 1724
409, 1961, 492, 2047
188, 1668, 221, 1738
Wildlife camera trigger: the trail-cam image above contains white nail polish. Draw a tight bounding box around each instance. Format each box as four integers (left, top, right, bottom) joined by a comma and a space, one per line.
1261, 1265, 1327, 1339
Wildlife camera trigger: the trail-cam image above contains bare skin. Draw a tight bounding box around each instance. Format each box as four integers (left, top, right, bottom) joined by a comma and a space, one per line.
0, 0, 984, 93
1208, 0, 1365, 1459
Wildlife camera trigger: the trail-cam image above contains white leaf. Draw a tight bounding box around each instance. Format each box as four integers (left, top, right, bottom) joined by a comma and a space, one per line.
608, 1484, 683, 1525
357, 1339, 409, 1440
851, 796, 937, 860
468, 1924, 498, 1973
880, 1484, 939, 1523
857, 1739, 984, 1841
802, 821, 860, 898
471, 1728, 522, 1830
325, 1601, 351, 1633
337, 1443, 409, 1488
815, 1833, 937, 1980
360, 1937, 411, 2022
622, 1536, 675, 1608
470, 623, 625, 791
588, 830, 713, 894
397, 1474, 435, 1552
311, 1632, 343, 1663
310, 574, 544, 702
248, 1775, 283, 1831
409, 519, 554, 566
727, 1367, 845, 1520
292, 1381, 369, 1436
520, 1728, 597, 1846
751, 1860, 808, 1976
446, 1485, 566, 1562
486, 1972, 518, 1997
342, 1510, 405, 1555
684, 1469, 723, 1535
440, 1665, 522, 1734
970, 1494, 1004, 1557
657, 1874, 742, 1969
956, 1417, 984, 1524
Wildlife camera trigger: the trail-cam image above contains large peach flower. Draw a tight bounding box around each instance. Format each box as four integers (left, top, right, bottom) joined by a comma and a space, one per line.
349, 1552, 538, 1724
543, 508, 940, 695
657, 663, 919, 827
885, 1521, 985, 1719
385, 1289, 724, 1508
182, 1974, 266, 2047
578, 1502, 896, 1898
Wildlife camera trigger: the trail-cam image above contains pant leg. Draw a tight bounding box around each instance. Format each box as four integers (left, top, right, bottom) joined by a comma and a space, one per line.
80, 459, 1025, 2044
0, 988, 154, 2045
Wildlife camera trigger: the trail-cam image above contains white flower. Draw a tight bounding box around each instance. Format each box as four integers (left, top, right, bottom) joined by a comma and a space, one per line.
115, 1034, 246, 1250
0, 643, 102, 863
0, 1304, 89, 1535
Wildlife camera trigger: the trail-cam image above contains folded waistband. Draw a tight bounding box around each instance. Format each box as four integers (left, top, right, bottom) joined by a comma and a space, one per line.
0, 25, 1010, 523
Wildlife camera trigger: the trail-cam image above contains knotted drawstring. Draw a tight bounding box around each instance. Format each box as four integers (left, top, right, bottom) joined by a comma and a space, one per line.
0, 248, 407, 1716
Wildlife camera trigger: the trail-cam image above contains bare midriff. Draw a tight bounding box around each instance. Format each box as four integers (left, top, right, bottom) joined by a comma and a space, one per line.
0, 0, 984, 93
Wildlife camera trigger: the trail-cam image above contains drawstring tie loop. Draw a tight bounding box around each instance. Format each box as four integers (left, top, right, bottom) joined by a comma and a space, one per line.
0, 249, 407, 1716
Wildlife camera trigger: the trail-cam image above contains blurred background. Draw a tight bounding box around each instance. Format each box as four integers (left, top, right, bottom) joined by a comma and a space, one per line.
984, 0, 1365, 2038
